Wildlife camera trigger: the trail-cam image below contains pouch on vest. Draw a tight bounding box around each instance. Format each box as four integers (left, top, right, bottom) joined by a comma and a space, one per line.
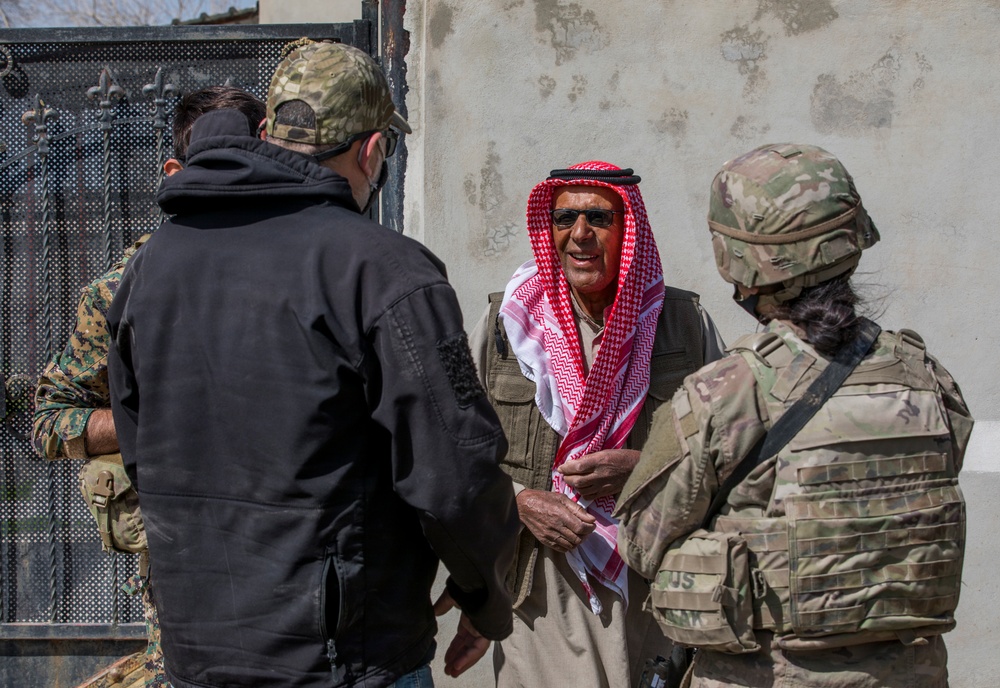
785, 477, 964, 639
78, 453, 146, 554
648, 529, 760, 654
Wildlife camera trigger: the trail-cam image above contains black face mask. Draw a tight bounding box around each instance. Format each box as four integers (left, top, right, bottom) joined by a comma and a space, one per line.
360, 162, 388, 215
733, 285, 766, 323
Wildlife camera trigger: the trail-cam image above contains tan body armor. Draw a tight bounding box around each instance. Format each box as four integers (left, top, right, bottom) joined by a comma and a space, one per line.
484, 287, 710, 606
709, 328, 965, 650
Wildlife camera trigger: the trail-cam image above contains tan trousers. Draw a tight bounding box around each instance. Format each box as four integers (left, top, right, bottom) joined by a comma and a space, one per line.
494, 545, 670, 688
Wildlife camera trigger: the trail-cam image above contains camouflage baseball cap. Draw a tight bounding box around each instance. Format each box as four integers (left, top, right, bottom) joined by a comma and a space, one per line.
265, 39, 411, 145
708, 143, 879, 298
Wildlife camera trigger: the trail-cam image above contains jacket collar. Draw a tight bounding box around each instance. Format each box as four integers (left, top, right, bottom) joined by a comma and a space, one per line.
157, 109, 358, 215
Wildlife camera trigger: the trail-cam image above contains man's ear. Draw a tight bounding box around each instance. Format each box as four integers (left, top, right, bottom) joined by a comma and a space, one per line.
358, 132, 383, 178
163, 158, 184, 177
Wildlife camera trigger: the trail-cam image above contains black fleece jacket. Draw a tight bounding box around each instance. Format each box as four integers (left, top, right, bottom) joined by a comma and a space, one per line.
108, 109, 518, 688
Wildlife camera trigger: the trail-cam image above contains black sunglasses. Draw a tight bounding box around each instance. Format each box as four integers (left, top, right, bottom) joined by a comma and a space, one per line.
382, 128, 399, 159
550, 208, 620, 228
312, 128, 400, 163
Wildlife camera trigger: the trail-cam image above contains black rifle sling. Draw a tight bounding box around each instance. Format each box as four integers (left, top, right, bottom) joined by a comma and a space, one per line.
703, 318, 882, 527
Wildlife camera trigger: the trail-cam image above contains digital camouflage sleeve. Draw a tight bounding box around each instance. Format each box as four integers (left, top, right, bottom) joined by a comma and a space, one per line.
32, 237, 147, 461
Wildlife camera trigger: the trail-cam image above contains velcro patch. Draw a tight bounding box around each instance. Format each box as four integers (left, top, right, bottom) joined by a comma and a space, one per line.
674, 390, 699, 438
679, 413, 699, 439
437, 333, 486, 408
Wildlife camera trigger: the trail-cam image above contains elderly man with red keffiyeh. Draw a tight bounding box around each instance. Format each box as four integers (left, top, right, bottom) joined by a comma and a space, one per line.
469, 161, 726, 687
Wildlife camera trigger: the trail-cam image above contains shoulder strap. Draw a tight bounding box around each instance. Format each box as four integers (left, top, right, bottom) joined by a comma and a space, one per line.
704, 318, 882, 526
487, 292, 508, 359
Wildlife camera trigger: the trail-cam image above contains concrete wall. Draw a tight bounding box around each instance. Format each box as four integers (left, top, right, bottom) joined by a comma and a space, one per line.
258, 0, 360, 24
261, 1, 1000, 684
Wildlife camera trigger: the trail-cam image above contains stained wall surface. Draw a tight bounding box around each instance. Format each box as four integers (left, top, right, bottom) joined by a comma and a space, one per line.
261, 1, 1000, 684
405, 3, 1000, 685
258, 0, 359, 24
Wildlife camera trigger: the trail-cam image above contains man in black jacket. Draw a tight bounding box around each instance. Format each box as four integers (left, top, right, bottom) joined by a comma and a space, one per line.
108, 39, 519, 688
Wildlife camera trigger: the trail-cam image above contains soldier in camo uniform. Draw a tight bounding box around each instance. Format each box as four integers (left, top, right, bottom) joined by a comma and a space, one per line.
32, 86, 266, 688
616, 143, 972, 687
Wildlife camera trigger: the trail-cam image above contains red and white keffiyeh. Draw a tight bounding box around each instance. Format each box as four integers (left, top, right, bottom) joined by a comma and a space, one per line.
499, 161, 664, 613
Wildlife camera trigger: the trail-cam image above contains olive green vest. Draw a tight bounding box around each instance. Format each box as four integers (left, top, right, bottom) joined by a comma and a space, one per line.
714, 327, 965, 650
485, 286, 709, 606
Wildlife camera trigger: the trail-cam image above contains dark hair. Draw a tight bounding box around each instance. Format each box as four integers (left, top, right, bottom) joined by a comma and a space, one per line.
768, 275, 862, 357
172, 86, 266, 159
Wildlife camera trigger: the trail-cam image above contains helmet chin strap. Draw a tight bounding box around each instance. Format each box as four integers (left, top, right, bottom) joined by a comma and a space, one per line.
733, 256, 860, 323
732, 281, 803, 323
733, 287, 764, 322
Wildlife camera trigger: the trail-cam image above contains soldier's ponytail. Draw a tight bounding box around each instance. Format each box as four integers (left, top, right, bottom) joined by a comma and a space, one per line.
770, 275, 861, 357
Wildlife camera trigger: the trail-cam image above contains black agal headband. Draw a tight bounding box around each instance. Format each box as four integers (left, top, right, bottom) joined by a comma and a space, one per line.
547, 168, 642, 185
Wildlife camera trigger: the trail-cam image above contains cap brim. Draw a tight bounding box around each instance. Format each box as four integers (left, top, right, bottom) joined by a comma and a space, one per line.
390, 110, 412, 134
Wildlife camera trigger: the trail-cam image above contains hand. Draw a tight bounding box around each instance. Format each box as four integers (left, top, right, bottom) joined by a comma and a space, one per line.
515, 489, 596, 552
433, 590, 490, 677
557, 449, 641, 501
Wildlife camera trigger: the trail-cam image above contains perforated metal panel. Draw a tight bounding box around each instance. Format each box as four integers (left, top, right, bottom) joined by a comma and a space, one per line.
0, 21, 374, 668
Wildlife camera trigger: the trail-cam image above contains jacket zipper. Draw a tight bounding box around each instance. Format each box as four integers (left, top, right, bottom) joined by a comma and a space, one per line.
321, 549, 354, 682
320, 553, 337, 667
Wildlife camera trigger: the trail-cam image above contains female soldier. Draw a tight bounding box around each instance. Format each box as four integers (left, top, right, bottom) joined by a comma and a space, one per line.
616, 143, 972, 687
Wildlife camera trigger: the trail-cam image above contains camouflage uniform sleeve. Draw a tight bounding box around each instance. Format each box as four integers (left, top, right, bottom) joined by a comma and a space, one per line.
926, 353, 974, 473
32, 280, 114, 460
616, 354, 767, 579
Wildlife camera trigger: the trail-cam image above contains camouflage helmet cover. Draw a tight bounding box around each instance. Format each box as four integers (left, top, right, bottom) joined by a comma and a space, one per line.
265, 38, 411, 145
708, 143, 879, 297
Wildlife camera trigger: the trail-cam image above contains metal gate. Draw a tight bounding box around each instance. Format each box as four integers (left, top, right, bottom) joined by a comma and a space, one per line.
0, 10, 387, 686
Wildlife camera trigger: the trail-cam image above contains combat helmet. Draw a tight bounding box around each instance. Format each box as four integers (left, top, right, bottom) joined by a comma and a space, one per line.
708, 143, 879, 312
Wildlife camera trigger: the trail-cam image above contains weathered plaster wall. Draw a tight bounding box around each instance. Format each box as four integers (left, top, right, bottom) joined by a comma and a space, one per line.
405, 2, 1000, 684
261, 1, 1000, 684
258, 0, 359, 24
406, 2, 999, 380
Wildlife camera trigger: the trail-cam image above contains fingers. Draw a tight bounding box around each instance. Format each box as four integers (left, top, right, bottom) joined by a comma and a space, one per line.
518, 490, 593, 523
559, 450, 642, 500
563, 474, 615, 500
560, 468, 606, 498
547, 534, 572, 553
443, 613, 490, 677
558, 450, 641, 477
560, 471, 598, 492
564, 496, 597, 524
557, 453, 600, 476
541, 500, 596, 551
432, 589, 456, 617
556, 459, 584, 476
547, 526, 594, 553
517, 489, 598, 551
